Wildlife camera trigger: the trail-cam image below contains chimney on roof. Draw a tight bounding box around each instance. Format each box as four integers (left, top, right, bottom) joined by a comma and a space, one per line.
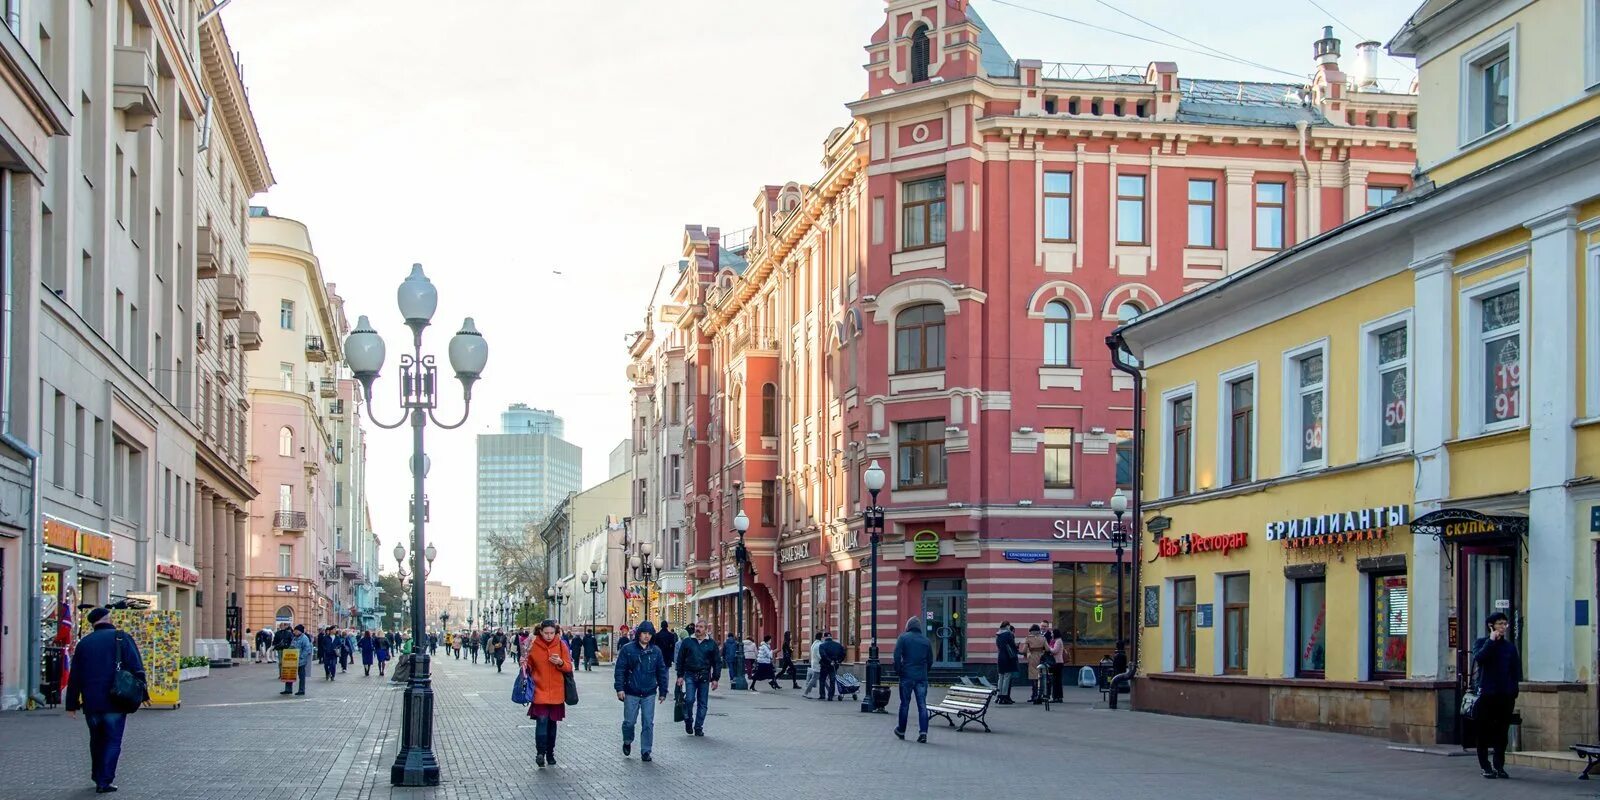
1313, 25, 1340, 66
1352, 41, 1382, 90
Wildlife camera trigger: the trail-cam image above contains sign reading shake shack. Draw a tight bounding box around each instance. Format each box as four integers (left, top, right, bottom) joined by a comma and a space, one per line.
1266, 505, 1409, 548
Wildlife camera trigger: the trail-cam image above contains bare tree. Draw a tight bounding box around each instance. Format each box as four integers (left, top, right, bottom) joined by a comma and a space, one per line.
483, 527, 548, 602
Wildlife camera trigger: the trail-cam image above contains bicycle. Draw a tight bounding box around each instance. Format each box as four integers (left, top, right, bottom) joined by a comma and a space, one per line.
1035, 664, 1054, 711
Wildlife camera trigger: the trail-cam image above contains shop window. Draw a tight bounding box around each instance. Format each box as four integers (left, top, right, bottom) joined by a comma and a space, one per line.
1221, 372, 1254, 486
1187, 179, 1216, 247
1043, 171, 1072, 241
909, 24, 931, 83
1370, 572, 1408, 679
1254, 182, 1285, 250
1366, 185, 1401, 211
1114, 429, 1134, 490
901, 177, 946, 250
1043, 427, 1074, 488
1053, 563, 1131, 666
1475, 284, 1523, 431
1285, 344, 1326, 471
760, 383, 777, 435
1295, 578, 1327, 677
844, 570, 861, 661
896, 419, 947, 489
1173, 578, 1197, 672
1167, 393, 1194, 497
894, 303, 946, 373
1116, 175, 1146, 244
1223, 574, 1249, 674
810, 575, 827, 636
1043, 301, 1072, 366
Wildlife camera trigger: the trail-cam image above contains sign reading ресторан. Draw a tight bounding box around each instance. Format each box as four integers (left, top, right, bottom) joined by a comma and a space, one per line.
1266, 505, 1409, 547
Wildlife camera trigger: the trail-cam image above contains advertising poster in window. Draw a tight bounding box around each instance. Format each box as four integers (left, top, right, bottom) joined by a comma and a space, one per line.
103, 609, 182, 708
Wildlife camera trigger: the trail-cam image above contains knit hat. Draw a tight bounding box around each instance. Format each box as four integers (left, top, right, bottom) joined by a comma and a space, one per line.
87, 607, 110, 625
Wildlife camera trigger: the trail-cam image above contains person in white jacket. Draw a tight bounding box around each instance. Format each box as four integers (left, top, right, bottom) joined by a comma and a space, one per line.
803, 631, 825, 697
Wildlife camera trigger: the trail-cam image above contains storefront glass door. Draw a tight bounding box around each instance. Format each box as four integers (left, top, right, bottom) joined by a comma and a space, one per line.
921, 580, 966, 667
1467, 553, 1514, 645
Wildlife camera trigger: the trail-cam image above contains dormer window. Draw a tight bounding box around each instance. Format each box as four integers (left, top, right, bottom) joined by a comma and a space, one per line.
910, 25, 931, 83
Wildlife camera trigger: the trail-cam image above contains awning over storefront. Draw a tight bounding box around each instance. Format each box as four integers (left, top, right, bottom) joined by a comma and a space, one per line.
686, 583, 742, 604
1412, 508, 1529, 545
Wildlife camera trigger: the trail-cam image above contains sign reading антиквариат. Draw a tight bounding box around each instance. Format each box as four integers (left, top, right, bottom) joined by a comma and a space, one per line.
1265, 505, 1409, 548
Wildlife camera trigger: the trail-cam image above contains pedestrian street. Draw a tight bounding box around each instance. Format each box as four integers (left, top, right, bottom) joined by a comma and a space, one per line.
0, 652, 1588, 800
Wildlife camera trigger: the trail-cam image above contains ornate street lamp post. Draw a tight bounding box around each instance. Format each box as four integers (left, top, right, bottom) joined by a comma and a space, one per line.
629, 541, 663, 624
1109, 490, 1130, 709
861, 460, 887, 713
582, 560, 607, 635
345, 264, 488, 787
731, 510, 750, 691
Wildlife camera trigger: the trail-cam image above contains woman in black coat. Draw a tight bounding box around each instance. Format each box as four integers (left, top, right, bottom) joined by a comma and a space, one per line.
1472, 612, 1521, 779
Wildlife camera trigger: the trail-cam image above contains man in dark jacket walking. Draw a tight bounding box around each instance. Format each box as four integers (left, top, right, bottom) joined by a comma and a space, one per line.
64, 607, 146, 794
819, 632, 845, 701
582, 629, 598, 670
1472, 612, 1521, 779
893, 617, 934, 743
674, 623, 721, 736
615, 621, 669, 761
994, 622, 1019, 704
654, 620, 678, 674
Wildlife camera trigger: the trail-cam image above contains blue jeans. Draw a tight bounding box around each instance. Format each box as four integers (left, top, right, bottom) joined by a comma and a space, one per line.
84, 712, 127, 788
622, 694, 658, 752
682, 673, 711, 730
535, 717, 558, 754
897, 679, 929, 734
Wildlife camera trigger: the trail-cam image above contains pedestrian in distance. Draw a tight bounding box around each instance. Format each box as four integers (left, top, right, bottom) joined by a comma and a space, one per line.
1046, 625, 1066, 702
64, 607, 147, 794
491, 630, 508, 672
583, 629, 598, 671
778, 631, 801, 689
674, 623, 720, 737
654, 619, 678, 673
819, 632, 846, 701
994, 622, 1019, 704
803, 631, 824, 697
375, 634, 391, 676
253, 627, 270, 664
283, 624, 312, 695
1472, 612, 1521, 780
272, 622, 293, 662
316, 627, 339, 681
480, 629, 492, 665
524, 620, 574, 768
741, 635, 758, 687
722, 633, 741, 688
615, 621, 669, 762
755, 634, 779, 689
1023, 624, 1047, 703
358, 631, 376, 676
338, 629, 354, 673
466, 630, 479, 663
893, 617, 935, 743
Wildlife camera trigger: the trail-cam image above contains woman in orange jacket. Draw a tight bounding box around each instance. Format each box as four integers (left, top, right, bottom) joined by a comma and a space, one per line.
524, 620, 574, 767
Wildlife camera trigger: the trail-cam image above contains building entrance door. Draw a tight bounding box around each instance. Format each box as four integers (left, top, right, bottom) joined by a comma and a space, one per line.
921, 580, 966, 668
1457, 545, 1518, 748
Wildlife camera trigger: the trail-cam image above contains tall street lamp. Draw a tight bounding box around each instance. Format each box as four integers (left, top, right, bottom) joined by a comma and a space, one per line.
345, 263, 488, 788
1109, 490, 1130, 709
630, 541, 662, 624
731, 509, 750, 691
582, 560, 606, 634
861, 460, 887, 713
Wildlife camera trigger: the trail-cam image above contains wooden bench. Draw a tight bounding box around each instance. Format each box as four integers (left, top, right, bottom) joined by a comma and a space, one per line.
1572, 744, 1600, 779
927, 685, 997, 732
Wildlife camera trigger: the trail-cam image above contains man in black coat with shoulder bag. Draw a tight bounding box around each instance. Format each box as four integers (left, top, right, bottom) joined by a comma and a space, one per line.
994, 622, 1019, 704
65, 607, 147, 794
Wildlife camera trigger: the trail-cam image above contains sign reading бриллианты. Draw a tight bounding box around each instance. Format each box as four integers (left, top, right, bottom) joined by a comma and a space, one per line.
1265, 504, 1408, 548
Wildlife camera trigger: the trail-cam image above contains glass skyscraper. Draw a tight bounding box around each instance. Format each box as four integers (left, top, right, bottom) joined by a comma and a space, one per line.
476, 405, 582, 604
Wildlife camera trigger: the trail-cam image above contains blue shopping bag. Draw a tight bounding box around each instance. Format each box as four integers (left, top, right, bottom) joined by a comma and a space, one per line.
512, 667, 533, 705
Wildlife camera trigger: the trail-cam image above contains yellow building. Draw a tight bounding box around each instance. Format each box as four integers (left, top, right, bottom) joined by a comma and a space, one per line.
1113, 0, 1600, 757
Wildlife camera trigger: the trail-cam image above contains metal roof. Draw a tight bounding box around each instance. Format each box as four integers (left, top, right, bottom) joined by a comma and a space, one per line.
967, 3, 1015, 78
718, 247, 749, 275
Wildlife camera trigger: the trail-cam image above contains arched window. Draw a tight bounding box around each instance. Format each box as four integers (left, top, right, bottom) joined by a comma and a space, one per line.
1044, 301, 1073, 366
275, 605, 294, 623
729, 385, 742, 437
895, 303, 946, 373
278, 426, 294, 457
909, 25, 931, 83
761, 383, 777, 436
1117, 301, 1145, 324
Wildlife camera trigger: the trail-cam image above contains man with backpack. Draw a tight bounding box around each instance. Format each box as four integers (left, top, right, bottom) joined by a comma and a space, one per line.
64, 607, 147, 794
819, 631, 846, 701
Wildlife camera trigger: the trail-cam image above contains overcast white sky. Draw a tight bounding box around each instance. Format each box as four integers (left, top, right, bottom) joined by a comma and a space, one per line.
222, 0, 1417, 598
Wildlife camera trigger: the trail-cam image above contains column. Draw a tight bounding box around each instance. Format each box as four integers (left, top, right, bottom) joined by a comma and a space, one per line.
195, 487, 212, 638
1525, 207, 1579, 682
1224, 166, 1254, 272
213, 497, 229, 637
234, 510, 249, 629
1408, 252, 1454, 680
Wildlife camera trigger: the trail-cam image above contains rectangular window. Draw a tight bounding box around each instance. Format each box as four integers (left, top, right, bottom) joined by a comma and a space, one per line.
1043, 171, 1072, 241
1174, 578, 1197, 672
1370, 573, 1408, 679
669, 527, 682, 569
1170, 396, 1193, 496
1116, 175, 1146, 244
1289, 348, 1326, 469
1043, 427, 1073, 488
1223, 574, 1249, 674
280, 362, 294, 392
1480, 288, 1522, 427
901, 177, 946, 250
278, 544, 293, 578
761, 480, 776, 525
896, 419, 947, 489
1366, 185, 1400, 211
1466, 43, 1512, 139
1376, 325, 1409, 450
279, 299, 294, 330
1295, 578, 1327, 677
1226, 376, 1253, 485
1187, 179, 1216, 247
1254, 182, 1285, 249
668, 382, 682, 425
1114, 429, 1134, 490
670, 455, 681, 496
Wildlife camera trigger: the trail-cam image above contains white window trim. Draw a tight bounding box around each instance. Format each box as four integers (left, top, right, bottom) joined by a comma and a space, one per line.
1587, 241, 1600, 418
1159, 382, 1197, 499
1215, 363, 1258, 487
1588, 0, 1600, 90
1458, 271, 1528, 438
1281, 339, 1330, 473
1458, 26, 1517, 146
1358, 309, 1414, 460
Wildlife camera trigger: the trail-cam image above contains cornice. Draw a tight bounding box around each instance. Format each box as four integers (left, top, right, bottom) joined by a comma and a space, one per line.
199, 14, 274, 194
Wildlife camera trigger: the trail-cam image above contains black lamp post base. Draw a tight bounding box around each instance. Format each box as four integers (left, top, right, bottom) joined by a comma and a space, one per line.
731, 662, 748, 691
861, 648, 885, 712
391, 654, 441, 786
391, 746, 441, 787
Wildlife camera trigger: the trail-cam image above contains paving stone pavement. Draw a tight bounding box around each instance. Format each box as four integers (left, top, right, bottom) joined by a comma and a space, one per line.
0, 652, 1593, 800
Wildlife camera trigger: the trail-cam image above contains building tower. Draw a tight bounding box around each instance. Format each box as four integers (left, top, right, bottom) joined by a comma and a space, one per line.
474, 405, 582, 603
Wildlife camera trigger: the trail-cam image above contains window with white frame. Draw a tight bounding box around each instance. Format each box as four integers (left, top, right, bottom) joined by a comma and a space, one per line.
1219, 368, 1255, 486
1462, 30, 1514, 142
1254, 183, 1285, 249
1286, 344, 1327, 470
1043, 171, 1072, 241
1362, 316, 1411, 455
1166, 391, 1194, 497
1476, 285, 1523, 429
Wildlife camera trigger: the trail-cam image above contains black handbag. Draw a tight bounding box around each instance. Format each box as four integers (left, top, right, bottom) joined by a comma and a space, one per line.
109, 633, 148, 713
563, 670, 579, 705
673, 685, 686, 723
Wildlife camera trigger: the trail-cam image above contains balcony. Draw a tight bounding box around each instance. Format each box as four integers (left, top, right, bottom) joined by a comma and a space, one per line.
305, 335, 327, 361
273, 510, 308, 532
112, 46, 158, 130
319, 378, 337, 398
216, 273, 242, 319
237, 311, 262, 351
196, 226, 220, 279
337, 551, 361, 578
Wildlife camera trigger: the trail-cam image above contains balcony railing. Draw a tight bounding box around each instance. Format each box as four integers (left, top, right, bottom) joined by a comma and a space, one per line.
273, 510, 308, 531
319, 378, 337, 398
329, 400, 345, 417
305, 335, 327, 361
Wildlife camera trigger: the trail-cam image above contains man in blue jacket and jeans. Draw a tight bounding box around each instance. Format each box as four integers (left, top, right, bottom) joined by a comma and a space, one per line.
615, 620, 669, 761
893, 616, 935, 743
65, 607, 147, 794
